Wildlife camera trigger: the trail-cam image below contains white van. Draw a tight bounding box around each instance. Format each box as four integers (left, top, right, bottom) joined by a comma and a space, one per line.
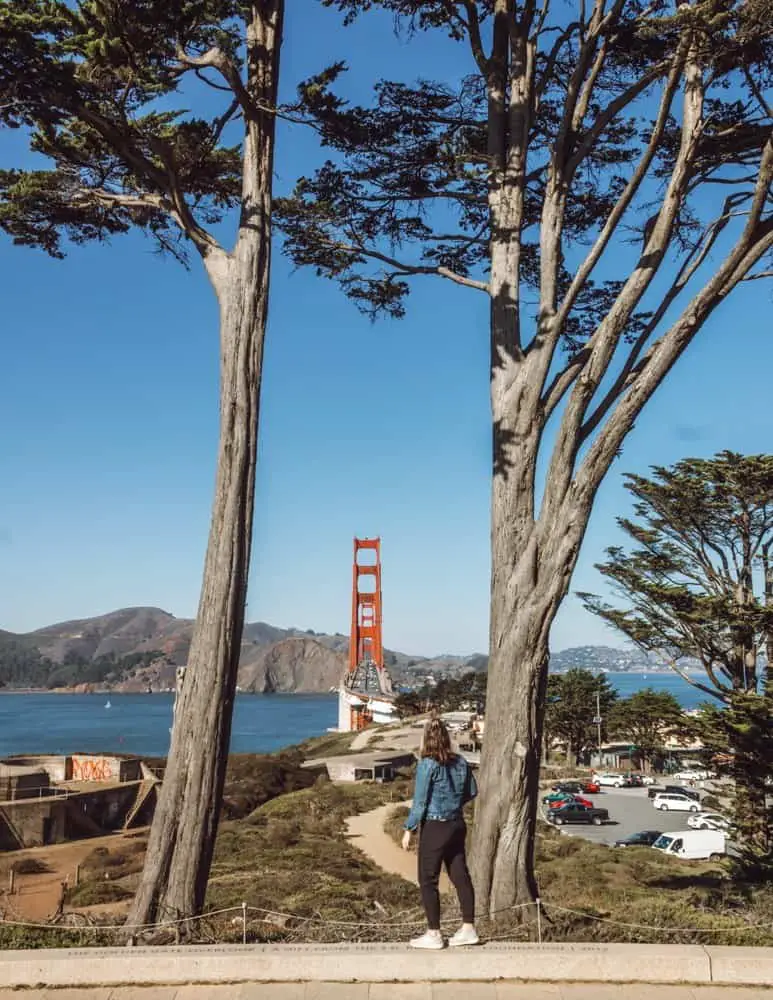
652, 829, 726, 861
652, 792, 700, 812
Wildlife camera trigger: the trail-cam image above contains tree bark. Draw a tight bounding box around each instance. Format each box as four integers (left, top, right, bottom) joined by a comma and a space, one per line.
471, 342, 587, 915
125, 1, 282, 928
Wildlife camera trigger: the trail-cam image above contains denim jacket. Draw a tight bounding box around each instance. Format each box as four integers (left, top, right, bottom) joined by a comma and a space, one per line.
404, 755, 478, 831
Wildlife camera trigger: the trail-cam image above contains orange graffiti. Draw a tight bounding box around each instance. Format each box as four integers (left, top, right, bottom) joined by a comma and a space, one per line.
72, 756, 115, 782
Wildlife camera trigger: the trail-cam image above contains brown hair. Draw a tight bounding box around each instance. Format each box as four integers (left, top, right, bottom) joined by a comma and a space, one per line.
421, 713, 454, 764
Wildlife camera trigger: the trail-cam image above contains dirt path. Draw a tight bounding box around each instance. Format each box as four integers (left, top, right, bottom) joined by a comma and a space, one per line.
344, 801, 450, 891
0, 829, 146, 923
349, 729, 373, 751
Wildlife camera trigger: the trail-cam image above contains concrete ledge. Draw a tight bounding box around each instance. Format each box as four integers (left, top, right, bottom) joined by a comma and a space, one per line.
0, 942, 736, 988
706, 946, 773, 985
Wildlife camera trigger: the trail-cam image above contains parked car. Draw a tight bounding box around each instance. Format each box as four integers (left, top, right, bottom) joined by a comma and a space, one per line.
631, 773, 657, 785
552, 781, 584, 794
542, 790, 573, 805
596, 772, 628, 788
583, 781, 601, 794
673, 769, 715, 782
648, 784, 701, 801
652, 792, 700, 812
548, 794, 593, 809
652, 829, 726, 861
546, 802, 609, 826
614, 830, 662, 848
687, 812, 730, 831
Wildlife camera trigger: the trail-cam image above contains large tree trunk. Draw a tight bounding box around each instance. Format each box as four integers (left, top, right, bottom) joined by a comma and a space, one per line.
470, 317, 590, 916
470, 594, 549, 917
125, 2, 282, 928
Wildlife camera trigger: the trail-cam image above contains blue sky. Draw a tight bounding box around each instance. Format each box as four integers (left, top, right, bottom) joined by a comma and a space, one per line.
1, 2, 771, 656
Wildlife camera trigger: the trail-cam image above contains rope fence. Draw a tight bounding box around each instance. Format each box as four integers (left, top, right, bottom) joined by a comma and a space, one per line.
2, 898, 773, 944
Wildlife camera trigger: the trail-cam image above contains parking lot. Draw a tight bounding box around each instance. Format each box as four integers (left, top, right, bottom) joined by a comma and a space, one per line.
542, 786, 710, 847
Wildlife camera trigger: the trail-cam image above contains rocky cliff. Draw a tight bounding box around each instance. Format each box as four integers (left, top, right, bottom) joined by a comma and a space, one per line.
237, 637, 346, 693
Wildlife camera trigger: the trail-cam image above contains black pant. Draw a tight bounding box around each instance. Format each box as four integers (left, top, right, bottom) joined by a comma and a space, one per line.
418, 818, 475, 929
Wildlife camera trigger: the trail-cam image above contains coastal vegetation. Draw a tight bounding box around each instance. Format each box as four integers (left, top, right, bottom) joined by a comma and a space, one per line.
582, 453, 773, 864
4, 746, 772, 949
0, 642, 164, 691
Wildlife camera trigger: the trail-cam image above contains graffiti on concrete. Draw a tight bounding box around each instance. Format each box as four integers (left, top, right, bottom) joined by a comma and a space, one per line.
71, 756, 118, 782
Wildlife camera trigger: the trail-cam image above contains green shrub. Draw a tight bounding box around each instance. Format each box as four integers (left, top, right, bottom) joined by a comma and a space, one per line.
66, 881, 132, 906
11, 857, 51, 875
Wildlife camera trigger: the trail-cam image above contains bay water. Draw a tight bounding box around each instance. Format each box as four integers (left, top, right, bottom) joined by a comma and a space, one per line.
0, 671, 707, 758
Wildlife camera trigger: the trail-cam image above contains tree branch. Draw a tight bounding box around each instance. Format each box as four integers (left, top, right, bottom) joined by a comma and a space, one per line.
539, 53, 686, 421
541, 48, 705, 513
580, 196, 752, 441
573, 136, 773, 511
327, 234, 489, 292
460, 0, 490, 75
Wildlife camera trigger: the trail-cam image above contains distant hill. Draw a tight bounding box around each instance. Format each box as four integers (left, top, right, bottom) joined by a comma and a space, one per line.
0, 606, 664, 693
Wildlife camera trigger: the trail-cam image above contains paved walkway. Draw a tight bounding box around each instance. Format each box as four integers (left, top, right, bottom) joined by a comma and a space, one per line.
1, 984, 771, 998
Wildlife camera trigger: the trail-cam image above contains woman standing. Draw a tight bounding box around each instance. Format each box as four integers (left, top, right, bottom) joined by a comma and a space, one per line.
401, 714, 479, 949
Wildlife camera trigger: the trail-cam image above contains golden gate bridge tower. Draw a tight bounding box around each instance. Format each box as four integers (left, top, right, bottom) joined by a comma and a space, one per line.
338, 537, 398, 732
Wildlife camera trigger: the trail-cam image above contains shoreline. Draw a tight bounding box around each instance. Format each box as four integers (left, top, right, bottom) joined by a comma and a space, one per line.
0, 688, 339, 696
0, 668, 704, 697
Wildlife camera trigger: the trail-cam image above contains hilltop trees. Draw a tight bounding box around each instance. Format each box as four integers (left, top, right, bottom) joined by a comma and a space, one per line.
607, 689, 684, 770
545, 669, 617, 763
582, 453, 773, 856
0, 0, 284, 922
281, 0, 773, 913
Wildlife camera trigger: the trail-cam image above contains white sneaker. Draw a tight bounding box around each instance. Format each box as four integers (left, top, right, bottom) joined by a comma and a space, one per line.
449, 924, 479, 947
409, 930, 445, 950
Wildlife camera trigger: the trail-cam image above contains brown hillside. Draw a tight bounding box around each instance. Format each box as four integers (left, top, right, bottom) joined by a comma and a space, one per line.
238, 637, 346, 693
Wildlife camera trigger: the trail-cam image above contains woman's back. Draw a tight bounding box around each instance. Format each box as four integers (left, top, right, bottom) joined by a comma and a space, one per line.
425, 755, 474, 818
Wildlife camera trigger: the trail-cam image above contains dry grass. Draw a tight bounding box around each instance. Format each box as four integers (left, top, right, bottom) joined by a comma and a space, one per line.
6, 736, 768, 949
204, 775, 419, 942
383, 804, 773, 945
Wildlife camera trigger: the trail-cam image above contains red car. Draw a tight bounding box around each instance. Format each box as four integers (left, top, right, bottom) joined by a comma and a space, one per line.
549, 794, 593, 809
583, 781, 601, 794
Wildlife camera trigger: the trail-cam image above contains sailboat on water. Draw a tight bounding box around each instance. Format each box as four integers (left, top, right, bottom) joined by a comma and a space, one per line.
104, 699, 111, 709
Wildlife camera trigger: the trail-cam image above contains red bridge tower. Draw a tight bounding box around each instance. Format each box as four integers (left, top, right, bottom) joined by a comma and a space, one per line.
340, 537, 395, 731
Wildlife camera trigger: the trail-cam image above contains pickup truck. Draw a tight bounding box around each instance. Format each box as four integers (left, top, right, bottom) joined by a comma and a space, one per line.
546, 802, 610, 826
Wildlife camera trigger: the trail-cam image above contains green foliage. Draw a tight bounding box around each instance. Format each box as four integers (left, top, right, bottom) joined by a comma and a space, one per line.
607, 687, 684, 763
278, 1, 773, 327
581, 452, 773, 856
396, 670, 487, 716
580, 452, 773, 699
692, 690, 773, 862
0, 0, 258, 261
545, 669, 618, 762
66, 880, 133, 906
11, 857, 51, 875
0, 640, 164, 688
220, 751, 317, 820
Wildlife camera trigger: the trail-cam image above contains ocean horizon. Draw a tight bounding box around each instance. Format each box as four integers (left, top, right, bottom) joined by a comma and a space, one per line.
0, 671, 712, 759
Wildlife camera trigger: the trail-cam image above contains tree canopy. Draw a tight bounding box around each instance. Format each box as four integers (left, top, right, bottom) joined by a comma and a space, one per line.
607, 687, 684, 765
581, 452, 773, 857
0, 0, 260, 269
545, 668, 617, 762
580, 452, 773, 701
